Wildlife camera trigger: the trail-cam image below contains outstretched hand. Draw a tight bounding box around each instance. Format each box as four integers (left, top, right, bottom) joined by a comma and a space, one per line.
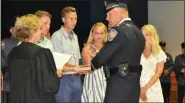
73, 66, 91, 75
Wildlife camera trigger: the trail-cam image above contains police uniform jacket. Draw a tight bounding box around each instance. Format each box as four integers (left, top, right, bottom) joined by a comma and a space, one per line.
1, 36, 19, 91
174, 54, 185, 85
91, 19, 145, 76
160, 52, 174, 83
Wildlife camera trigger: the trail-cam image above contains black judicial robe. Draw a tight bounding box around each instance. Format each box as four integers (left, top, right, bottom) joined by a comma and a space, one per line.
7, 42, 59, 103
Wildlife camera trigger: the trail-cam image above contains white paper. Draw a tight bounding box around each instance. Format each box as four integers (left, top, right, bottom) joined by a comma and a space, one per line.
52, 52, 72, 69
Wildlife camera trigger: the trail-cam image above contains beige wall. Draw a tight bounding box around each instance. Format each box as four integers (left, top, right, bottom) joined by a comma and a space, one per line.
148, 1, 184, 60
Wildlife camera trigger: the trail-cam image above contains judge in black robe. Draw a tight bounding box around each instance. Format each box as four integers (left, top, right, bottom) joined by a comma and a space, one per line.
7, 14, 60, 103
8, 42, 59, 103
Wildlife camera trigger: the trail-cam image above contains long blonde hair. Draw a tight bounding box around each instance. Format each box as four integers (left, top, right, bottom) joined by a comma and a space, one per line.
141, 24, 161, 55
87, 22, 108, 44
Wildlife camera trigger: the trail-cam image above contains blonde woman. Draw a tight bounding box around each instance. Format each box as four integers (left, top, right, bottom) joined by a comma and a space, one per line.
140, 24, 167, 102
81, 22, 108, 102
7, 14, 60, 103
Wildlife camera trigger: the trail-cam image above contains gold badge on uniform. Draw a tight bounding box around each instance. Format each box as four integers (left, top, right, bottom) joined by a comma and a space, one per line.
1, 41, 5, 48
108, 29, 118, 41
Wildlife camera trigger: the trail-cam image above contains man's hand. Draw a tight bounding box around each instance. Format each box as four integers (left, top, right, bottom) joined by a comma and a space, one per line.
181, 68, 185, 74
164, 70, 170, 76
57, 69, 63, 77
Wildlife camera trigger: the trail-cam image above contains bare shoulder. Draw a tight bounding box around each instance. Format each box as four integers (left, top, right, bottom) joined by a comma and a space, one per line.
82, 44, 89, 54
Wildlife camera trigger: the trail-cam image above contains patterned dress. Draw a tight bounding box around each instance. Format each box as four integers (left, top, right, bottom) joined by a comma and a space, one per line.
140, 49, 167, 102
81, 44, 106, 102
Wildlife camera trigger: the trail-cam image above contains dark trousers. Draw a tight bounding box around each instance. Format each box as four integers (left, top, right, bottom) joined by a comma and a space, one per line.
178, 85, 185, 103
161, 83, 171, 103
2, 91, 9, 103
104, 73, 140, 103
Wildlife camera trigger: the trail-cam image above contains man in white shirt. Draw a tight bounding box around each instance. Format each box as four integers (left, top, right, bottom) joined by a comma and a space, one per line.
51, 6, 86, 103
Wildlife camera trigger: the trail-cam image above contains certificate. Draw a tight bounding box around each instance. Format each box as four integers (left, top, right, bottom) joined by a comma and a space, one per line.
52, 52, 72, 69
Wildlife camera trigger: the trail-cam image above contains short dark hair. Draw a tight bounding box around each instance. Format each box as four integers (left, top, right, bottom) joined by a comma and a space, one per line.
159, 41, 166, 47
181, 42, 185, 48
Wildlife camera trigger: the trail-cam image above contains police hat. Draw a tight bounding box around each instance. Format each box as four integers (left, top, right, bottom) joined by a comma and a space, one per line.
159, 41, 166, 47
105, 0, 128, 12
181, 42, 185, 48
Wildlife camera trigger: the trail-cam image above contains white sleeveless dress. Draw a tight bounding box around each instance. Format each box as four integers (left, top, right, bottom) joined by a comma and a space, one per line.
81, 44, 106, 102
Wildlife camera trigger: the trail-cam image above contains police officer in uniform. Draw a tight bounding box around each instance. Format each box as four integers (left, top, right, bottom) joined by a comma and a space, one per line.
159, 41, 173, 103
174, 42, 185, 103
90, 0, 145, 102
1, 17, 19, 103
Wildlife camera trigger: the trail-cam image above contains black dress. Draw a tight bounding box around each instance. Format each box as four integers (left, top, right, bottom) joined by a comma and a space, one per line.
7, 42, 59, 103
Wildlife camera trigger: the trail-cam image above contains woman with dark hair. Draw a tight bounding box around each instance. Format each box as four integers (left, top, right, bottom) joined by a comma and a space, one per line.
7, 14, 60, 103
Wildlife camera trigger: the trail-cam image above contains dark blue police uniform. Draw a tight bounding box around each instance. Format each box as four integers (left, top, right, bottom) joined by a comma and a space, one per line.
159, 41, 174, 103
1, 16, 19, 103
174, 42, 185, 103
91, 0, 145, 102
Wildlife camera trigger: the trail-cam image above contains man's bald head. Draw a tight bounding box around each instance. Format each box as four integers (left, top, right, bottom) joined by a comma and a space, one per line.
114, 7, 129, 17
106, 7, 129, 28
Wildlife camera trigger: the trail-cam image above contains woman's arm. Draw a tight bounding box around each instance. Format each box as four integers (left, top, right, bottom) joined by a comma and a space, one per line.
82, 45, 91, 65
141, 60, 164, 101
62, 63, 76, 72
142, 61, 164, 92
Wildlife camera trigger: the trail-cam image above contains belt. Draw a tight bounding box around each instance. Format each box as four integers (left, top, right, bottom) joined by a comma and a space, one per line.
128, 65, 142, 73
63, 73, 79, 76
109, 64, 142, 77
109, 65, 142, 72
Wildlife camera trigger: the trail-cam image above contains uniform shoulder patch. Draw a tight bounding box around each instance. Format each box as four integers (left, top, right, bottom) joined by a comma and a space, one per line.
108, 29, 118, 41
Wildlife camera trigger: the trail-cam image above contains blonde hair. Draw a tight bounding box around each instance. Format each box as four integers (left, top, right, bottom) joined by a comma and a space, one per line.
87, 22, 108, 44
61, 6, 76, 17
15, 14, 41, 41
35, 10, 52, 18
141, 24, 161, 55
